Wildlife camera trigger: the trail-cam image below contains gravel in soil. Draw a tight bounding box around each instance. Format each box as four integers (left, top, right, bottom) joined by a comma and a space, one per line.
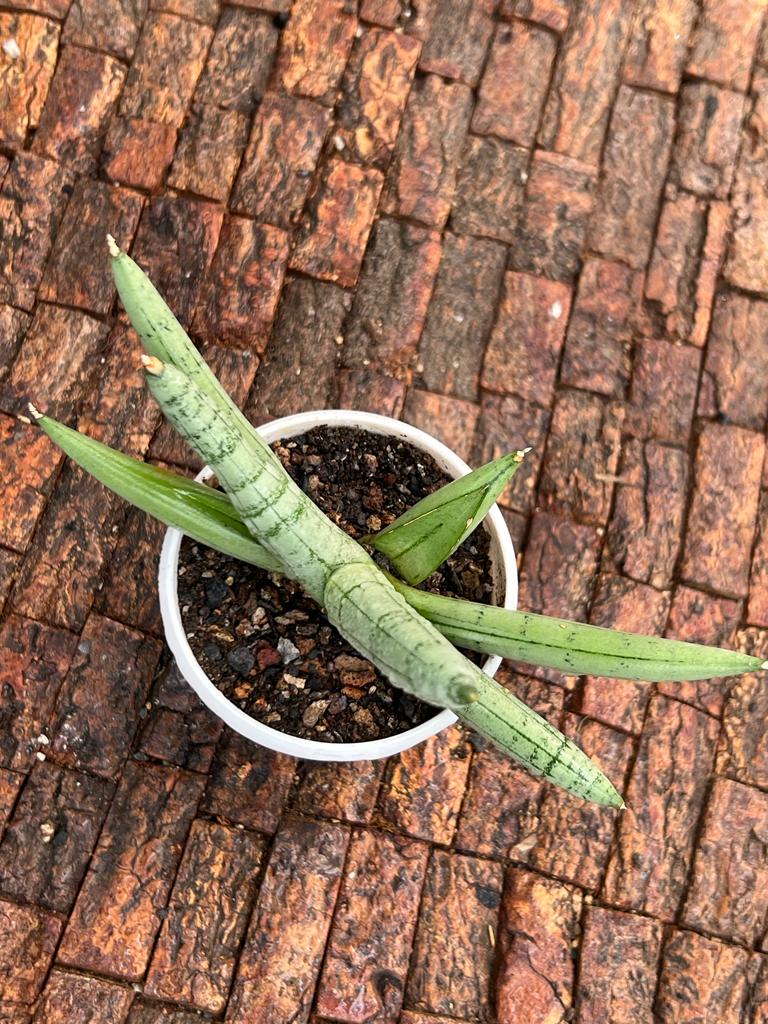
178, 426, 497, 743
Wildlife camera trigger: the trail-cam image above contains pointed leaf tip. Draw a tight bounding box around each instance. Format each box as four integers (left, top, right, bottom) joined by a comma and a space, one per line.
27, 402, 42, 420
141, 354, 164, 375
106, 234, 120, 258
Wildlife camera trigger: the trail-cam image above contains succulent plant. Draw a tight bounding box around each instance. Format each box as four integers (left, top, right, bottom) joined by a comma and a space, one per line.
23, 238, 767, 809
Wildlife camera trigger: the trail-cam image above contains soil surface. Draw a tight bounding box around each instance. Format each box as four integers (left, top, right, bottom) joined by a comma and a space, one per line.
178, 426, 496, 743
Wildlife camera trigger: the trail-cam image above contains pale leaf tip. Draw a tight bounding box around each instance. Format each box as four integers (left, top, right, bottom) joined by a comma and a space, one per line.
17, 413, 31, 425
106, 233, 120, 258
762, 661, 768, 670
141, 354, 164, 376
27, 401, 43, 420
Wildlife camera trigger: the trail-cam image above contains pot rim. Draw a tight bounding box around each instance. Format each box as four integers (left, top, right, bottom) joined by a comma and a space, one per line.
158, 408, 518, 762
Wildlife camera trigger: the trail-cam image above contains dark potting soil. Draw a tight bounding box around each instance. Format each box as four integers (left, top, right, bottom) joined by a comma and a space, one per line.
178, 426, 497, 743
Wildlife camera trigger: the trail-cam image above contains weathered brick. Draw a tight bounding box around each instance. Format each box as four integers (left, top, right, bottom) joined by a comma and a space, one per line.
382, 74, 473, 228
602, 695, 718, 919
683, 777, 768, 945
628, 338, 700, 444
0, 13, 59, 146
58, 762, 205, 980
49, 613, 160, 778
0, 153, 73, 311
604, 439, 689, 590
32, 46, 125, 172
126, 1002, 210, 1024
725, 90, 768, 295
342, 217, 441, 379
0, 548, 21, 615
405, 851, 502, 1020
672, 83, 746, 199
451, 137, 527, 243
750, 496, 768, 628
577, 907, 662, 1024
472, 21, 556, 145
529, 715, 632, 888
0, 761, 111, 913
167, 105, 249, 203
418, 0, 492, 86
682, 423, 764, 597
31, 971, 134, 1024
401, 390, 479, 463
717, 629, 768, 789
294, 759, 385, 825
656, 930, 756, 1024
0, 614, 77, 772
560, 259, 641, 398
687, 0, 767, 91
94, 506, 160, 634
316, 830, 428, 1024
519, 512, 601, 623
482, 271, 572, 406
119, 13, 212, 128
193, 218, 289, 351
377, 726, 470, 844
151, 0, 220, 23
39, 180, 143, 315
2, 0, 69, 16
472, 394, 550, 514
102, 117, 177, 192
335, 27, 420, 169
275, 0, 357, 105
232, 94, 332, 229
538, 390, 624, 527
645, 193, 708, 340
699, 293, 768, 431
359, 0, 436, 39
0, 767, 23, 831
496, 868, 581, 1024
194, 7, 278, 114
0, 307, 30, 387
0, 415, 61, 552
63, 0, 146, 60
502, 0, 570, 33
623, 0, 698, 92
227, 819, 349, 1024
145, 821, 264, 1013
131, 196, 223, 328
581, 575, 670, 734
417, 234, 506, 401
691, 201, 731, 347
511, 150, 595, 282
539, 0, 635, 164
0, 901, 61, 1006
201, 731, 295, 832
290, 159, 384, 287
246, 277, 349, 420
337, 368, 406, 417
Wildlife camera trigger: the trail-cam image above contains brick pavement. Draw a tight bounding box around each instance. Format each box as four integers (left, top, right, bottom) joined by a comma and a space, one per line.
1, 0, 768, 1020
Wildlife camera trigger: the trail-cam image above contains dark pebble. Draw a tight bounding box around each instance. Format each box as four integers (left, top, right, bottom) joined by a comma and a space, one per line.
205, 577, 230, 608
227, 647, 255, 677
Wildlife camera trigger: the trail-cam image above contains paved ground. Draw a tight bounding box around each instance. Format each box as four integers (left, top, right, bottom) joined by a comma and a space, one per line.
2, 0, 768, 1020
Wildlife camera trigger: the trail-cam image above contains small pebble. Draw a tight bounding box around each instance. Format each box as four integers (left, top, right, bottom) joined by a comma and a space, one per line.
277, 637, 301, 663
227, 647, 255, 677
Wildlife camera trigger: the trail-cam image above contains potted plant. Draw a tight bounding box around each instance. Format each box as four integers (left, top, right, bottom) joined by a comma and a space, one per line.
23, 238, 766, 810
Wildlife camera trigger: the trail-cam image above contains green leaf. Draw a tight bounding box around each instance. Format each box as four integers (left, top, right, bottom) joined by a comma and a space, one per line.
366, 451, 525, 585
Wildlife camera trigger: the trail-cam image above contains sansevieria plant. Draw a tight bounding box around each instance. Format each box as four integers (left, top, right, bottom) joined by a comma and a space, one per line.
22, 238, 767, 809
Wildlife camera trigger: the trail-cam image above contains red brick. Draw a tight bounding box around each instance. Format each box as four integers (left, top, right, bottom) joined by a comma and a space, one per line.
342, 217, 441, 380
628, 339, 700, 443
725, 91, 768, 295
472, 21, 556, 145
451, 136, 527, 243
0, 901, 61, 1006
335, 27, 420, 168
193, 218, 289, 351
227, 819, 349, 1024
645, 193, 708, 341
145, 821, 264, 1013
167, 105, 249, 203
0, 767, 23, 831
102, 117, 177, 192
0, 548, 21, 615
519, 512, 601, 623
750, 496, 768, 628
31, 971, 133, 1024
194, 7, 278, 114
294, 759, 386, 824
604, 439, 689, 590
418, 0, 493, 86
201, 731, 295, 832
0, 414, 61, 552
405, 851, 503, 1020
682, 423, 764, 597
502, 0, 570, 33
401, 390, 479, 463
0, 761, 112, 913
656, 930, 757, 1024
377, 726, 471, 844
717, 629, 768, 789
672, 83, 746, 199
0, 614, 77, 772
32, 46, 125, 172
0, 307, 29, 388
246, 277, 349, 420
2, 0, 69, 15
58, 762, 205, 981
316, 830, 428, 1023
687, 0, 767, 91
359, 0, 436, 39
683, 777, 768, 945
232, 94, 332, 229
0, 13, 59, 146
691, 202, 731, 347
151, 0, 220, 22
63, 0, 146, 60
417, 234, 506, 401
119, 13, 212, 128
539, 0, 635, 164
482, 271, 572, 407
275, 0, 357, 105
577, 907, 662, 1024
623, 0, 698, 92
472, 394, 550, 514
560, 259, 641, 398
589, 86, 675, 267
126, 1002, 210, 1024
290, 159, 384, 287
337, 369, 406, 417
496, 868, 581, 1024
0, 153, 73, 311
382, 74, 473, 228
699, 293, 768, 431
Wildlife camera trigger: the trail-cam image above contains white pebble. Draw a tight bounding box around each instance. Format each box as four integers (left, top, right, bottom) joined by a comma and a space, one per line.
549, 301, 563, 319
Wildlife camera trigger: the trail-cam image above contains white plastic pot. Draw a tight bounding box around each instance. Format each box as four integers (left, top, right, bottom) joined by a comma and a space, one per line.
159, 409, 518, 762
